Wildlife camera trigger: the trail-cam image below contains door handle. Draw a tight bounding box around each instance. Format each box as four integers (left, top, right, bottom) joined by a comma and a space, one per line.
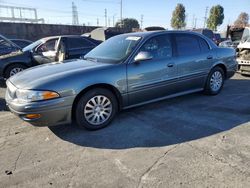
207, 55, 213, 60
167, 63, 174, 67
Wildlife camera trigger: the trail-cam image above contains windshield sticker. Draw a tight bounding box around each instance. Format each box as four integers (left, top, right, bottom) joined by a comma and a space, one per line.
126, 36, 141, 41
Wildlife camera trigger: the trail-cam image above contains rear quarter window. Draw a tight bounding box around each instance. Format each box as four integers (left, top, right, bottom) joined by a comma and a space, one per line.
199, 38, 210, 52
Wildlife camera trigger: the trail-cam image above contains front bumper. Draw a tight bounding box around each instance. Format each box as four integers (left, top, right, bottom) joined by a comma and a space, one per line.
237, 59, 250, 75
5, 88, 75, 127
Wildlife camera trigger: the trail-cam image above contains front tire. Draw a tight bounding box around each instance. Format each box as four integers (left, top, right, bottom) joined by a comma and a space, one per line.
75, 88, 118, 130
204, 66, 225, 95
4, 64, 26, 79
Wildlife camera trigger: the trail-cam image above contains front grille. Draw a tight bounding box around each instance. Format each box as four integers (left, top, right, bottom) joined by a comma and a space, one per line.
237, 59, 250, 65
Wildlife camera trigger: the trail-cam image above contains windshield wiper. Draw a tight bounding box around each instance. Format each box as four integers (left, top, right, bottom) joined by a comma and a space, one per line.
84, 57, 98, 62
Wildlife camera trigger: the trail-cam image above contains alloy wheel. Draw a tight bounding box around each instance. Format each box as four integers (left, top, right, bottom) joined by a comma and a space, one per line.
84, 95, 112, 126
9, 67, 24, 77
210, 71, 223, 92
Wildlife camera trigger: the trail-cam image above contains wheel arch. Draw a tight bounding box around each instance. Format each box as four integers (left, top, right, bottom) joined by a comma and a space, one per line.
3, 62, 28, 78
212, 63, 227, 78
71, 83, 123, 121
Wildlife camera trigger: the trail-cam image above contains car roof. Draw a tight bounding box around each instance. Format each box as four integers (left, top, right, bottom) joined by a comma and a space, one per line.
10, 39, 33, 42
118, 30, 207, 38
42, 35, 87, 41
118, 30, 217, 49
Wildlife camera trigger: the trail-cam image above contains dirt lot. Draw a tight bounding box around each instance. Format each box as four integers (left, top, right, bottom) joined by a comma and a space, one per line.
0, 74, 250, 188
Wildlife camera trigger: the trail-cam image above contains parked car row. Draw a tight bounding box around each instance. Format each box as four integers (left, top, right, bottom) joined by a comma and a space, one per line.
0, 35, 101, 79
5, 30, 237, 130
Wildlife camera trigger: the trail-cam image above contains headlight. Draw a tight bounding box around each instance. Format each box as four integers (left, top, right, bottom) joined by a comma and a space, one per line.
16, 89, 60, 103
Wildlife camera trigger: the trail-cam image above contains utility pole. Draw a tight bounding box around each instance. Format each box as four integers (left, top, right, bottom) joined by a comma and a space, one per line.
192, 14, 195, 28
120, 0, 123, 28
203, 6, 209, 28
72, 2, 79, 25
108, 18, 110, 27
140, 15, 144, 30
185, 13, 188, 29
104, 8, 107, 27
194, 18, 197, 29
97, 18, 99, 26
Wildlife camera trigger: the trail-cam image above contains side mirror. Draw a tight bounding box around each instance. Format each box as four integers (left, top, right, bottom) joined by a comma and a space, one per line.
134, 51, 153, 63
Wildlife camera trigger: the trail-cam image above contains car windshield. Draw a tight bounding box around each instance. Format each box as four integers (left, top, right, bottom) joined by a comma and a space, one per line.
84, 35, 142, 64
23, 39, 43, 52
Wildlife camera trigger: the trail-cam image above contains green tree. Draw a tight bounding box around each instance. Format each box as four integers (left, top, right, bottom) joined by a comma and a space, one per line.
234, 12, 249, 26
115, 18, 140, 31
171, 3, 186, 29
207, 5, 224, 31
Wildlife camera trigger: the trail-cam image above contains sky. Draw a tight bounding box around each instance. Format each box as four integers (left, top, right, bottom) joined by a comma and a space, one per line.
0, 0, 249, 31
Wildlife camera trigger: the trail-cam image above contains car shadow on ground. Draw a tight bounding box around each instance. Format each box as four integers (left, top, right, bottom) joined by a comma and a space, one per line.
50, 78, 250, 149
0, 98, 8, 111
0, 80, 6, 88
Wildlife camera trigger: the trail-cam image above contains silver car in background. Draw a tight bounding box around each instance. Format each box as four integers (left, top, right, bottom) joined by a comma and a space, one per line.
5, 31, 237, 130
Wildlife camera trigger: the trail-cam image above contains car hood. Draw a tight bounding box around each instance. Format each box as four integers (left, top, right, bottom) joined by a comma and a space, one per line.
9, 59, 111, 89
0, 50, 24, 59
238, 41, 250, 49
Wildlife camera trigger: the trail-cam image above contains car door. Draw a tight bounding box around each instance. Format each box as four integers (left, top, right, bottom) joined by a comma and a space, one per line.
66, 37, 96, 59
127, 34, 178, 106
174, 33, 213, 92
33, 38, 60, 64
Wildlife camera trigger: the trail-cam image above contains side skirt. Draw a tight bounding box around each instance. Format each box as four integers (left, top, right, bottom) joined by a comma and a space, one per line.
122, 88, 204, 110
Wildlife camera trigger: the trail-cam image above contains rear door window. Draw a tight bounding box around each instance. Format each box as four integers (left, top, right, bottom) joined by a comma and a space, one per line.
175, 34, 201, 56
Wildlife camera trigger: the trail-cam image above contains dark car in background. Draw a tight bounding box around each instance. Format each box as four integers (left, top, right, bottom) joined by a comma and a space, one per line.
214, 33, 222, 46
193, 28, 217, 44
0, 34, 21, 56
6, 31, 237, 130
10, 39, 33, 48
0, 35, 101, 79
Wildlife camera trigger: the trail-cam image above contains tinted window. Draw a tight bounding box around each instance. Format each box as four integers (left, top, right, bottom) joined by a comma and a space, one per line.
68, 37, 94, 49
176, 34, 200, 56
199, 38, 210, 52
139, 35, 172, 59
0, 39, 12, 49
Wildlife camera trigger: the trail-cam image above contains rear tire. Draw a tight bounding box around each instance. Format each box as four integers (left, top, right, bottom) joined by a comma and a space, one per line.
4, 64, 26, 79
75, 88, 118, 130
204, 66, 225, 95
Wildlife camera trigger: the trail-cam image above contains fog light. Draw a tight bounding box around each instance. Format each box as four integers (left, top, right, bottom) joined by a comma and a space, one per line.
24, 114, 41, 120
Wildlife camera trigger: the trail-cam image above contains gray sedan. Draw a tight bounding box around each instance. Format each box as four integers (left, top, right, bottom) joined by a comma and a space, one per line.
5, 31, 237, 130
